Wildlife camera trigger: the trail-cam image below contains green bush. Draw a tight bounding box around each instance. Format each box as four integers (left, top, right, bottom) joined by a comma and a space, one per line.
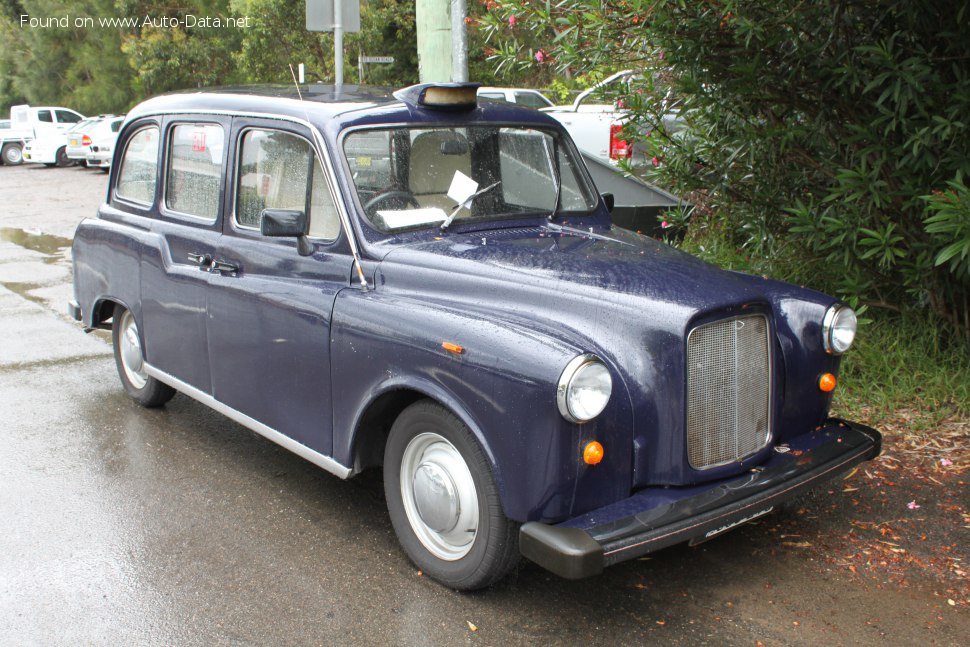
481, 0, 970, 341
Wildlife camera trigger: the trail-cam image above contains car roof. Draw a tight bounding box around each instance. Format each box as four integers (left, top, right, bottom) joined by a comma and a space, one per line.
125, 84, 566, 133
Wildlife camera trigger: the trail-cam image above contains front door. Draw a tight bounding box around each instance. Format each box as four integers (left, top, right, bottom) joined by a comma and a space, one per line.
205, 119, 351, 456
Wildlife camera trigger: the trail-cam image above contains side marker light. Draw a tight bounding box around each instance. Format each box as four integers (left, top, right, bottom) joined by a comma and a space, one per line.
584, 441, 604, 465
819, 373, 837, 392
442, 342, 464, 354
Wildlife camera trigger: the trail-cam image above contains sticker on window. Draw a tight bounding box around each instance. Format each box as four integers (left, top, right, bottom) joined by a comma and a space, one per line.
192, 130, 207, 153
377, 207, 447, 229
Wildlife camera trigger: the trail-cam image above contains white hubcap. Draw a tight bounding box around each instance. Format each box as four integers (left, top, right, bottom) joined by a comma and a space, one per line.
118, 310, 148, 389
400, 432, 478, 560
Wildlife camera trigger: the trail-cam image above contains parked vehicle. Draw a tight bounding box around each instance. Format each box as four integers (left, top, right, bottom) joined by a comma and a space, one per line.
85, 116, 126, 170
15, 105, 86, 166
542, 70, 681, 165
0, 116, 32, 166
70, 83, 880, 590
478, 87, 554, 109
66, 116, 114, 164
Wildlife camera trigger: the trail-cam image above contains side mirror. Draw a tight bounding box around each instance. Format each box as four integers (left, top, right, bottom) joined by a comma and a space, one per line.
601, 192, 615, 214
260, 208, 312, 256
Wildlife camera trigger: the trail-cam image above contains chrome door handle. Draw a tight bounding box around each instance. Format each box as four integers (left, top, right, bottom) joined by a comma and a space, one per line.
209, 259, 239, 275
187, 252, 211, 267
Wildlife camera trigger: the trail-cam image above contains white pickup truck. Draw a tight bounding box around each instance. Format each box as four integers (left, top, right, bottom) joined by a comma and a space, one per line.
542, 70, 681, 166
8, 105, 86, 166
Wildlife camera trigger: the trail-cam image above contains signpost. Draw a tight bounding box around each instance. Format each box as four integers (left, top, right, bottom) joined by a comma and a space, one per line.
306, 1, 361, 86
358, 55, 395, 83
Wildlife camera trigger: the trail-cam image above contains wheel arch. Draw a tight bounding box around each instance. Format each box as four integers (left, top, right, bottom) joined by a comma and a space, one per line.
348, 379, 502, 493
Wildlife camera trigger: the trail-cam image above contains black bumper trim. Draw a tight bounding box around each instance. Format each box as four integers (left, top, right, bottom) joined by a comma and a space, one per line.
519, 419, 881, 579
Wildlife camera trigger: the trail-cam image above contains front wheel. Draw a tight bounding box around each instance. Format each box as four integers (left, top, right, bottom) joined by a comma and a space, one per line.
54, 146, 71, 167
384, 400, 519, 590
111, 304, 175, 407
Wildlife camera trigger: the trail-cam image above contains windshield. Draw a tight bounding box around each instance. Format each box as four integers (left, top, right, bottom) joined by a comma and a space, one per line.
343, 126, 597, 232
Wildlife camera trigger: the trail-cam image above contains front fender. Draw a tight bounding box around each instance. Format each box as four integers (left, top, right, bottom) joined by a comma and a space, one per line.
330, 289, 634, 522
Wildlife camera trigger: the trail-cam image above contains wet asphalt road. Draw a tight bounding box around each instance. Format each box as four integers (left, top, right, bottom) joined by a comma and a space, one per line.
1, 165, 966, 646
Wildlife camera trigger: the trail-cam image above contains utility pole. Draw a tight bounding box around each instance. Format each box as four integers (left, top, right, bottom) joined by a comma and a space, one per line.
451, 0, 468, 82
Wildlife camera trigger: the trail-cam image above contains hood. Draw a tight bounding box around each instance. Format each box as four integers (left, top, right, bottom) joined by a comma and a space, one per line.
378, 222, 767, 317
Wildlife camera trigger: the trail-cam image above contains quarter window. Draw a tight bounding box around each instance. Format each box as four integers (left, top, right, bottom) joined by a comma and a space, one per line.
116, 126, 159, 205
166, 123, 225, 220
236, 129, 340, 240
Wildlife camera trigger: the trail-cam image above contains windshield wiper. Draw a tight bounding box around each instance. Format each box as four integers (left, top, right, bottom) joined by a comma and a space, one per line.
440, 181, 502, 231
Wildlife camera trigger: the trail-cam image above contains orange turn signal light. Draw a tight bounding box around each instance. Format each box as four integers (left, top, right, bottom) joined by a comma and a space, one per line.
583, 441, 604, 465
441, 341, 464, 354
819, 373, 837, 392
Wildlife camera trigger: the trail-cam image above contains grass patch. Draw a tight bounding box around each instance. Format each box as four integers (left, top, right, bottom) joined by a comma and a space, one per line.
671, 224, 970, 434
833, 314, 970, 432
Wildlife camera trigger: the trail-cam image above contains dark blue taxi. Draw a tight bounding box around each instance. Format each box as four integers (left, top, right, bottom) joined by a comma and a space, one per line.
70, 83, 881, 590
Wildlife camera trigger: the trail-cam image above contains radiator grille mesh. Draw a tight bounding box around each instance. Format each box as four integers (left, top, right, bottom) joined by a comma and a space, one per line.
687, 315, 771, 469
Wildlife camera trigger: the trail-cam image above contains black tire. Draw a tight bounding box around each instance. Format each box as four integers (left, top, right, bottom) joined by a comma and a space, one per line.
1, 143, 23, 166
384, 400, 519, 590
54, 146, 71, 167
111, 304, 175, 407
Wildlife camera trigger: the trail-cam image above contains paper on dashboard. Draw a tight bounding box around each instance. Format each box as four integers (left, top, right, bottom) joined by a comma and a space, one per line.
377, 207, 447, 229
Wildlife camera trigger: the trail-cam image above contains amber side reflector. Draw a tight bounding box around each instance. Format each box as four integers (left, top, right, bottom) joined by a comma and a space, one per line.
583, 441, 604, 465
819, 373, 837, 392
442, 342, 464, 354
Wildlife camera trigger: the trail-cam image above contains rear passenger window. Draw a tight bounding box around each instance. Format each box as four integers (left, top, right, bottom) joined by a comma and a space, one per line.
166, 123, 224, 220
116, 126, 159, 205
37, 110, 53, 123
236, 129, 340, 240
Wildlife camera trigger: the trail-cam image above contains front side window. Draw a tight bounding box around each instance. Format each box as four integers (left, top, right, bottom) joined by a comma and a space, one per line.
343, 126, 597, 232
236, 129, 339, 240
514, 92, 552, 109
56, 110, 82, 124
166, 123, 224, 220
116, 126, 159, 205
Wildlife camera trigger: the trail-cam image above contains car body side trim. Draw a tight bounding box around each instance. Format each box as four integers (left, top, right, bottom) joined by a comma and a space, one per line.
144, 362, 353, 479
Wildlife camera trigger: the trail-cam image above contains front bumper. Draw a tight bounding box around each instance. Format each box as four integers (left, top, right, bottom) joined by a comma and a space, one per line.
520, 419, 881, 579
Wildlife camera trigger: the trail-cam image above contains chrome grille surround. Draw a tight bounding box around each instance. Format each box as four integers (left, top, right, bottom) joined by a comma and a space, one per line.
686, 314, 772, 470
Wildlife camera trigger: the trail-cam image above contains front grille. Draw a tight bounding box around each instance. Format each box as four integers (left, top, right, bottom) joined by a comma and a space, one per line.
687, 314, 771, 469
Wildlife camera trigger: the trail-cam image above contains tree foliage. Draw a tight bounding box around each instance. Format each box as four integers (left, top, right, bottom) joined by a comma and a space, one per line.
482, 1, 970, 339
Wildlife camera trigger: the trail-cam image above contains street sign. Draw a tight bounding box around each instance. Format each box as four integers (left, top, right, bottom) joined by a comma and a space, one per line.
361, 56, 395, 64
306, 0, 361, 33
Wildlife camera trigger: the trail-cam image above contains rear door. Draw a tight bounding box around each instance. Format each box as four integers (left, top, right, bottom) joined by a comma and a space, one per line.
205, 118, 350, 455
138, 117, 229, 392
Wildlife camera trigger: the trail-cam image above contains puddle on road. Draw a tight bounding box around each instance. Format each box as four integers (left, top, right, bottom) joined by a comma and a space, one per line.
1, 227, 72, 255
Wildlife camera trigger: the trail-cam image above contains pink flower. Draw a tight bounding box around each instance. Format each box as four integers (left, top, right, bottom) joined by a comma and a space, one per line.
534, 49, 546, 63
659, 50, 665, 60
907, 500, 920, 510
508, 15, 517, 27
651, 156, 660, 167
940, 458, 953, 466
661, 220, 670, 229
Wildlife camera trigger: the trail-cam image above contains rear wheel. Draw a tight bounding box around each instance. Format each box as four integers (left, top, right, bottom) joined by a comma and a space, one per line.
111, 304, 175, 407
384, 400, 519, 590
1, 143, 23, 165
54, 146, 71, 167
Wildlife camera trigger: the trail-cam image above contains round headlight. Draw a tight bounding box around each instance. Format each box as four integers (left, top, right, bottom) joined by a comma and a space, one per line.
557, 355, 612, 423
822, 305, 857, 354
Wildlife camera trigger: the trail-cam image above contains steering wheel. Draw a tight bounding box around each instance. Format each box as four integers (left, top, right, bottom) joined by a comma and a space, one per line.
363, 189, 421, 216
